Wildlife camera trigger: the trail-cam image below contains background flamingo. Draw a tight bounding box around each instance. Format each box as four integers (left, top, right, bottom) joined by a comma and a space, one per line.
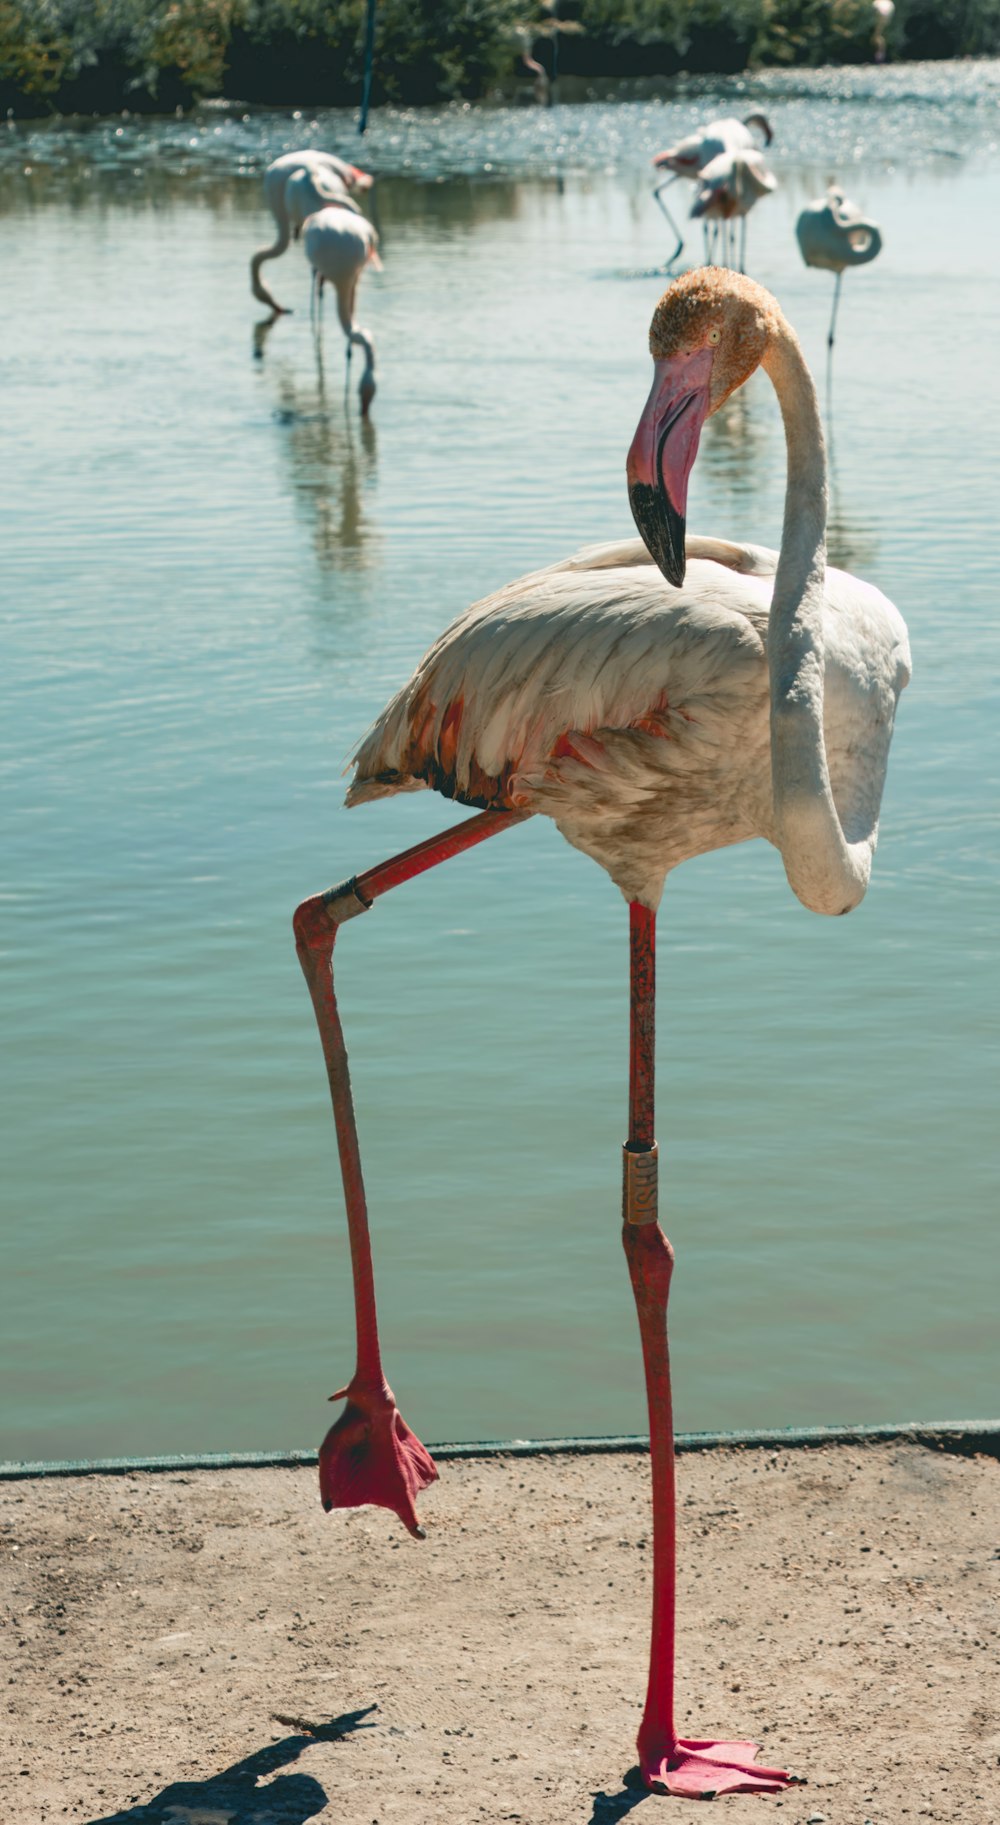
302, 204, 381, 415
690, 146, 777, 272
872, 0, 894, 61
293, 269, 910, 1796
652, 112, 774, 265
251, 150, 374, 314
796, 181, 883, 352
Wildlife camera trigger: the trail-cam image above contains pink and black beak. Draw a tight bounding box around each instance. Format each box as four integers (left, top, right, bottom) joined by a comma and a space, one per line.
626, 347, 713, 588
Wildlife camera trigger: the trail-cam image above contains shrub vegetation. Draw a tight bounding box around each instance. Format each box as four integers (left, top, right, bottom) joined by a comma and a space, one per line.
3, 0, 1000, 118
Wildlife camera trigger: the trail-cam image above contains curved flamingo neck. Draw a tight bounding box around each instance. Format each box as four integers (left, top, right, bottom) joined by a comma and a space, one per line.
250, 213, 291, 308
350, 327, 376, 377
762, 324, 873, 915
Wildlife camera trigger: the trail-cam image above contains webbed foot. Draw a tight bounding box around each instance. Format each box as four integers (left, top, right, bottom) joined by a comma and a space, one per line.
318, 1376, 438, 1538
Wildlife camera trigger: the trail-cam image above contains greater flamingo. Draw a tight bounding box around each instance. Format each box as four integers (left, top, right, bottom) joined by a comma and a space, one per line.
652, 114, 774, 265
796, 182, 883, 353
250, 150, 374, 315
872, 0, 894, 61
302, 204, 381, 416
293, 269, 910, 1796
689, 147, 777, 273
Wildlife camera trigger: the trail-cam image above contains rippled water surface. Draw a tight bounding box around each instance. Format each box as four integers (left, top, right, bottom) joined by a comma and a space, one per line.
2, 66, 998, 1461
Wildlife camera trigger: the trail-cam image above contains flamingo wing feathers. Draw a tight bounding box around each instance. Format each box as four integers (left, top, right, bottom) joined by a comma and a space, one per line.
347, 543, 907, 909
347, 552, 770, 814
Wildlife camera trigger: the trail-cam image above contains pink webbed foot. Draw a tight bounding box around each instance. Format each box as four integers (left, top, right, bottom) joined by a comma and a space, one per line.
640, 1736, 795, 1798
318, 1376, 438, 1539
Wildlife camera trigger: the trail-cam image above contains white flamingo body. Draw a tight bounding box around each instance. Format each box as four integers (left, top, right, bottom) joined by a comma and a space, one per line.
797, 184, 883, 350
691, 148, 777, 221
348, 535, 909, 911
285, 163, 360, 236
251, 149, 373, 314
796, 184, 882, 274
303, 205, 381, 414
689, 148, 777, 270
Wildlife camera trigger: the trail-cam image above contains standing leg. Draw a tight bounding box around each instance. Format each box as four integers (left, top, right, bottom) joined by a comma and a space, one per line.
828, 270, 843, 353
652, 176, 685, 268
622, 902, 793, 1796
293, 809, 526, 1537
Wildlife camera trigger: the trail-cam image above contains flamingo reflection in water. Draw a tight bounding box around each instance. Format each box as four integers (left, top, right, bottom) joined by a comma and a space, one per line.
796, 182, 883, 355
253, 320, 378, 573
292, 269, 909, 1797
251, 150, 374, 316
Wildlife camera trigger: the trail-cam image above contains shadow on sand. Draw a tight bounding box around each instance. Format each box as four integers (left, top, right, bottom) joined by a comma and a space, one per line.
84, 1704, 378, 1823
588, 1764, 655, 1821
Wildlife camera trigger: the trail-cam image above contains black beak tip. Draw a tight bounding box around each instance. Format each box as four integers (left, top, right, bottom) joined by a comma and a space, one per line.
628, 481, 686, 589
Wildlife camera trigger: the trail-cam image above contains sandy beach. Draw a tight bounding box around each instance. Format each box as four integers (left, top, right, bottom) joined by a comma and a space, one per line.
2, 1438, 998, 1823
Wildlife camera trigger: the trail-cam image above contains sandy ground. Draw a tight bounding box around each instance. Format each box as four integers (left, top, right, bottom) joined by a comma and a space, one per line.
2, 1441, 998, 1824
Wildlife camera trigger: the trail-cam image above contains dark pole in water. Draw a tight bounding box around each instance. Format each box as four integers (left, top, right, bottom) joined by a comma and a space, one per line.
359, 0, 376, 135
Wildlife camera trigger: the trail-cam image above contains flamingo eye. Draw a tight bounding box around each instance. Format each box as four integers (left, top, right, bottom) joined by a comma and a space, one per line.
707, 327, 722, 346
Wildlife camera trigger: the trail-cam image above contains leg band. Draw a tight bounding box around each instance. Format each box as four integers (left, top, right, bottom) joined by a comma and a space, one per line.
623, 1141, 659, 1226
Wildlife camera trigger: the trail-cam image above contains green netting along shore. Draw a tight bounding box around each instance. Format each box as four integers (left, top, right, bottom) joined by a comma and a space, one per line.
3, 0, 1000, 120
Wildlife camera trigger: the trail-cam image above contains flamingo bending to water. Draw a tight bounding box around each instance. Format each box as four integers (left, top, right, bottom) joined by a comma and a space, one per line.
302, 205, 381, 415
293, 269, 910, 1795
251, 150, 373, 315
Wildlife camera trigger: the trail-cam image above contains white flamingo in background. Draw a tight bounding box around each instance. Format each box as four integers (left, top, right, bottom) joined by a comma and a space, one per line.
652, 112, 774, 264
286, 163, 361, 232
872, 0, 894, 61
293, 269, 910, 1797
303, 205, 381, 415
251, 150, 374, 314
690, 146, 777, 272
796, 181, 883, 353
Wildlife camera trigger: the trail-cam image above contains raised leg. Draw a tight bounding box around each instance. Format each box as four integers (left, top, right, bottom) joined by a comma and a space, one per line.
293, 809, 526, 1537
623, 902, 794, 1796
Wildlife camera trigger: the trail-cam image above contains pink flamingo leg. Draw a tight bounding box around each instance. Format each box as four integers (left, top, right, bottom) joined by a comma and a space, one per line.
624, 903, 794, 1796
293, 810, 526, 1537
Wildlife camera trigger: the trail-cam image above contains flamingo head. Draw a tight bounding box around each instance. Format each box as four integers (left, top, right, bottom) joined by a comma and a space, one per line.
627, 268, 781, 587
354, 328, 376, 416
743, 110, 774, 146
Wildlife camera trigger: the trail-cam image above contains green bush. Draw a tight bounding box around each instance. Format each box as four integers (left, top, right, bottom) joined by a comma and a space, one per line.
227, 0, 519, 108
2, 0, 1000, 117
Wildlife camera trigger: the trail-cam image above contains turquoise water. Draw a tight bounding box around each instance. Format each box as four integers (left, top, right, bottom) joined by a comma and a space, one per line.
2, 67, 998, 1462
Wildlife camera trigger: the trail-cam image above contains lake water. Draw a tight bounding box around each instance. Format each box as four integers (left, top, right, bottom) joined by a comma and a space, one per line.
2, 64, 998, 1463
